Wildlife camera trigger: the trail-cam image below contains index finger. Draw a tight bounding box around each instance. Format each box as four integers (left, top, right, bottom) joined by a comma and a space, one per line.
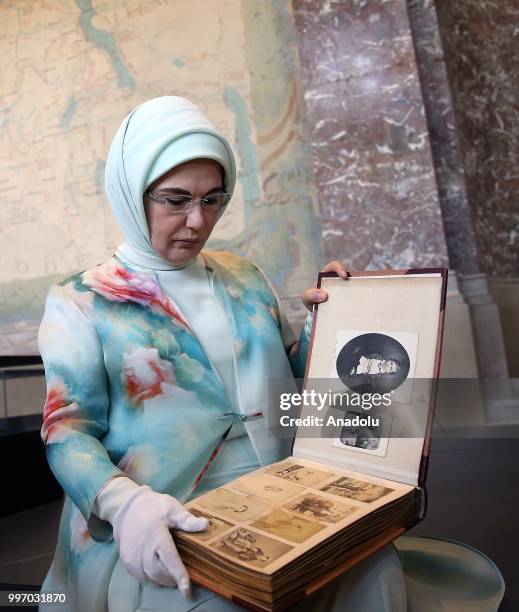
155, 537, 191, 597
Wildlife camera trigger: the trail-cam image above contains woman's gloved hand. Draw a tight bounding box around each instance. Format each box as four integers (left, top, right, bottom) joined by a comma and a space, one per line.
111, 484, 208, 596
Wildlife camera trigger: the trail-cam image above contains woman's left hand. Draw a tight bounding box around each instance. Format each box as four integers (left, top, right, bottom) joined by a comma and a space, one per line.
301, 260, 349, 312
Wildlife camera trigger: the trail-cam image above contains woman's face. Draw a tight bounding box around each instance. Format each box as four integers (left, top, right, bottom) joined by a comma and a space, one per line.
144, 159, 224, 266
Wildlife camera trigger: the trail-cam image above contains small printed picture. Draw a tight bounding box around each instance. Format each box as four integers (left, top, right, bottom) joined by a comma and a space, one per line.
183, 507, 234, 541
284, 493, 359, 524
251, 508, 325, 543
330, 411, 390, 458
330, 329, 418, 403
264, 462, 335, 486
320, 477, 393, 503
211, 527, 293, 568
232, 474, 304, 503
197, 488, 269, 521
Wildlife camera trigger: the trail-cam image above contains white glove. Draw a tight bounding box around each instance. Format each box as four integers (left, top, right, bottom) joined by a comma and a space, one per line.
109, 482, 208, 596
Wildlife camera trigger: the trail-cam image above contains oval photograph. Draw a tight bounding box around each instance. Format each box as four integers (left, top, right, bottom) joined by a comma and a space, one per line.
336, 333, 410, 393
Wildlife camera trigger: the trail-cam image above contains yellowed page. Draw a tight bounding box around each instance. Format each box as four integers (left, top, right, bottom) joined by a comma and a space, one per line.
179, 457, 414, 575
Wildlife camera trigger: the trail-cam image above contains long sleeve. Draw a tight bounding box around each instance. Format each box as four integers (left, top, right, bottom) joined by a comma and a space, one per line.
38, 284, 126, 540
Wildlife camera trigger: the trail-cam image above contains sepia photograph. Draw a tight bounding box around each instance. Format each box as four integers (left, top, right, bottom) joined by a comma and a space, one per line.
211, 527, 293, 569
336, 332, 411, 393
320, 477, 394, 503
330, 411, 391, 458
233, 474, 304, 503
197, 488, 270, 522
251, 509, 325, 543
264, 462, 335, 486
181, 507, 235, 541
330, 329, 418, 402
284, 493, 359, 524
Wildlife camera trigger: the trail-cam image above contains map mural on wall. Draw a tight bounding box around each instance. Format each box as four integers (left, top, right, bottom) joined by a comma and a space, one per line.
0, 0, 323, 355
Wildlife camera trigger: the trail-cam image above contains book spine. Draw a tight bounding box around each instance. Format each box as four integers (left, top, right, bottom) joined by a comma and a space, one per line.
417, 486, 427, 520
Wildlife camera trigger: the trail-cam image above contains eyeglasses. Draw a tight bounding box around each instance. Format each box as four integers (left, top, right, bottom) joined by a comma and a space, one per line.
145, 191, 231, 214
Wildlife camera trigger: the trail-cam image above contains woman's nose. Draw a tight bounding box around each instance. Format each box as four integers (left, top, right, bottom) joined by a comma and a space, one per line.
184, 202, 206, 230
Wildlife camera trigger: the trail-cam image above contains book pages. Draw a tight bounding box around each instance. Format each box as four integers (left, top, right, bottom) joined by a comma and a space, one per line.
178, 457, 414, 575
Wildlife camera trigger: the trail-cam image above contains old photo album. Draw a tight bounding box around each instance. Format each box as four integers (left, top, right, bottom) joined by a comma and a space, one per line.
173, 269, 447, 611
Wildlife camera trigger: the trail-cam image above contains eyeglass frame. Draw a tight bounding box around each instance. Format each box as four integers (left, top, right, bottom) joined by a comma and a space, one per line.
145, 190, 231, 214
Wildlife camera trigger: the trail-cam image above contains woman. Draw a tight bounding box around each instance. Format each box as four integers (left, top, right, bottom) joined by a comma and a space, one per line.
38, 96, 406, 611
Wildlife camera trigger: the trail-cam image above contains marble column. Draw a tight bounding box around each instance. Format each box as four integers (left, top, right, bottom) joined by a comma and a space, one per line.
290, 0, 471, 380
406, 0, 511, 378
291, 0, 449, 271
434, 0, 519, 279
405, 0, 479, 276
432, 0, 519, 376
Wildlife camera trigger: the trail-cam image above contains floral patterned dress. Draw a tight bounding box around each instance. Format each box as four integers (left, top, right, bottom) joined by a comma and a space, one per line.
38, 250, 307, 611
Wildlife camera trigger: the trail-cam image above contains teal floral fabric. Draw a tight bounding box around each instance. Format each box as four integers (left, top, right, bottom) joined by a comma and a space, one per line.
38, 250, 308, 610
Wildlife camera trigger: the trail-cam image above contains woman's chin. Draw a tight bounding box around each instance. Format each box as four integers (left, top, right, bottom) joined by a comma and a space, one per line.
161, 244, 203, 267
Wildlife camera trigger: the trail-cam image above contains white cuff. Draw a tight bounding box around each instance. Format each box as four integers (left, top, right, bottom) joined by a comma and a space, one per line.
94, 476, 141, 524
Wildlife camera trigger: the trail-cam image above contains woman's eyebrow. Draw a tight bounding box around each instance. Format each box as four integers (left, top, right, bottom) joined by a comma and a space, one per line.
157, 186, 223, 196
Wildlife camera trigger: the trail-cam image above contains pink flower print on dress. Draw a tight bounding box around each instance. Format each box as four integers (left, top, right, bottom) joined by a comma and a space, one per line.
42, 382, 68, 423
122, 347, 175, 405
83, 260, 187, 326
41, 379, 81, 444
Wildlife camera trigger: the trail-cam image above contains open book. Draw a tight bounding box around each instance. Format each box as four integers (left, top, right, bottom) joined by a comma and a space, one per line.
174, 269, 447, 611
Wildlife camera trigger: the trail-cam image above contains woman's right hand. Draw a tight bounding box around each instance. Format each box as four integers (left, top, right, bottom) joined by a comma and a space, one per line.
112, 484, 208, 596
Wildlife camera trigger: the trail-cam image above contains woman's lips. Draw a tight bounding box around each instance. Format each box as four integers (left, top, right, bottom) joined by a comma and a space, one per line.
173, 239, 202, 248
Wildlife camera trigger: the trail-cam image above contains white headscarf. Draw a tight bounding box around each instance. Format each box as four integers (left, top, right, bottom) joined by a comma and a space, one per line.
105, 96, 236, 270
